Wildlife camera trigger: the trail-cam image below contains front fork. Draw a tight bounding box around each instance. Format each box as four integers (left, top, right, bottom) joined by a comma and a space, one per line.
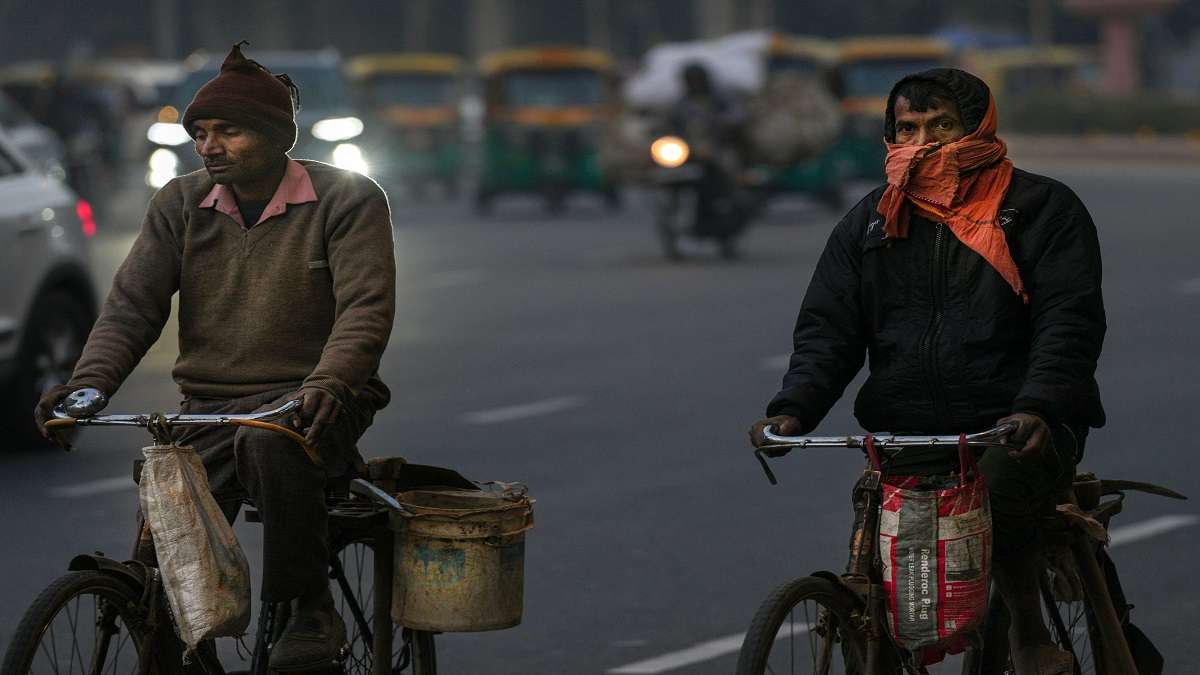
843, 468, 887, 673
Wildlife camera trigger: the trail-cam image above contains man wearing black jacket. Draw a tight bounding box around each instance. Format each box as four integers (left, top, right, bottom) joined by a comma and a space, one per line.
750, 69, 1103, 675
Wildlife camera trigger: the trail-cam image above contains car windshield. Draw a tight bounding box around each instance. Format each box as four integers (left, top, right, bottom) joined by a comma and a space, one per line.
839, 58, 944, 98
362, 74, 454, 107
174, 63, 350, 112
501, 69, 604, 107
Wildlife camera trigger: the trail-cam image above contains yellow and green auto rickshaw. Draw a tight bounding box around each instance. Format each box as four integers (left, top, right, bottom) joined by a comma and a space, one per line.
960, 45, 1095, 100
347, 53, 464, 197
758, 34, 849, 207
476, 47, 619, 214
833, 36, 954, 179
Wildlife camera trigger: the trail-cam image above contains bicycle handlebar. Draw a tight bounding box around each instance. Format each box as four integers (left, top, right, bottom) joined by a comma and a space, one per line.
760, 422, 1021, 452
752, 422, 1021, 485
45, 394, 321, 467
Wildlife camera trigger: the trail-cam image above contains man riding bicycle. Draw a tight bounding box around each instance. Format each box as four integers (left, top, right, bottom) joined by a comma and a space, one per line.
34, 43, 396, 670
749, 68, 1105, 675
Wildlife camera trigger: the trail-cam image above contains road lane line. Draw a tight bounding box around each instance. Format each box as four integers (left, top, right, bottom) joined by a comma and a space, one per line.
49, 476, 131, 498
1176, 278, 1200, 295
760, 354, 791, 371
609, 513, 1197, 674
607, 626, 808, 674
460, 395, 586, 425
1108, 514, 1198, 547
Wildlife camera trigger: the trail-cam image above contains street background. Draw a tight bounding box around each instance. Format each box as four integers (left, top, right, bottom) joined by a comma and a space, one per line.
2, 0, 1199, 673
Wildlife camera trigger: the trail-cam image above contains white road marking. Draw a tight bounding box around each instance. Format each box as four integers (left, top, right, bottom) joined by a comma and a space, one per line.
460, 395, 586, 425
608, 513, 1198, 674
760, 354, 791, 371
49, 476, 132, 498
1175, 278, 1200, 295
1108, 514, 1198, 547
608, 626, 808, 674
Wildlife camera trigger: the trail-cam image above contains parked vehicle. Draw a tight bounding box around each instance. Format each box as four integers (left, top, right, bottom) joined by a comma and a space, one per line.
961, 45, 1096, 100
348, 53, 464, 199
145, 49, 369, 188
0, 91, 67, 181
0, 126, 97, 446
476, 47, 620, 214
833, 36, 954, 180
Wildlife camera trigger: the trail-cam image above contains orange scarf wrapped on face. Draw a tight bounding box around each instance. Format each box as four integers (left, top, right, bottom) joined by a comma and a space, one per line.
876, 95, 1025, 300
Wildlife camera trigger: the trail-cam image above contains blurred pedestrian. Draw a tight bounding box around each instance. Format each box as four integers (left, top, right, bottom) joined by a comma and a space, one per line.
750, 68, 1104, 675
35, 43, 396, 669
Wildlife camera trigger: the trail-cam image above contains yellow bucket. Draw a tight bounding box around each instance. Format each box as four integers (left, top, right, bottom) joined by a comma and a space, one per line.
390, 486, 533, 632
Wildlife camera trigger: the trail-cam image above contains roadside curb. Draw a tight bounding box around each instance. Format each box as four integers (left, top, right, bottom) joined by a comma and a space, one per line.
1006, 134, 1200, 163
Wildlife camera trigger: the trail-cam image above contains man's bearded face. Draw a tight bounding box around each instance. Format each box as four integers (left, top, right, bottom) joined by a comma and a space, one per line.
892, 96, 967, 146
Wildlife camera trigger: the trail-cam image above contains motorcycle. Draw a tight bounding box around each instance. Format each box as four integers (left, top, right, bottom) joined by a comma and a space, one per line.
648, 133, 756, 260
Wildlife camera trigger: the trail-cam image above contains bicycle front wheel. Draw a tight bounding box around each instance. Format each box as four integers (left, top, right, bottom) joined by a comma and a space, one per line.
736, 576, 868, 675
1, 571, 162, 675
332, 536, 436, 675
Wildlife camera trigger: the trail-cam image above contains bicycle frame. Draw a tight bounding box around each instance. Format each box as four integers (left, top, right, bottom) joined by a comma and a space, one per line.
45, 393, 406, 675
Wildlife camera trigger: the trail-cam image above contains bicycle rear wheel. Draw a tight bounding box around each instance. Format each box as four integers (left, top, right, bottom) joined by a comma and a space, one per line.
736, 576, 868, 675
332, 536, 436, 675
1, 571, 163, 675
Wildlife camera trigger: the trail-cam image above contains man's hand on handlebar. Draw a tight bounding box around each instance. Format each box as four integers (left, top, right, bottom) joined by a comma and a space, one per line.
749, 415, 803, 452
289, 388, 342, 446
996, 412, 1052, 462
34, 384, 79, 448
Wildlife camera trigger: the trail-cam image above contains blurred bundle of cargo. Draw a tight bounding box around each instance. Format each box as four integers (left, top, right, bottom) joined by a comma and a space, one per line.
475, 47, 620, 215
347, 53, 464, 199
618, 32, 842, 172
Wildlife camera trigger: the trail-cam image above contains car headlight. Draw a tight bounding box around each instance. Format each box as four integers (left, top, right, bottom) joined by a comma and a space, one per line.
147, 122, 191, 146
312, 117, 364, 142
332, 143, 369, 175
650, 136, 689, 168
146, 148, 179, 187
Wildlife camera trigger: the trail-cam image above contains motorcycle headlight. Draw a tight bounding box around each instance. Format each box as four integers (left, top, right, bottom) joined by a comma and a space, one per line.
147, 122, 191, 147
312, 117, 364, 142
332, 143, 370, 175
650, 136, 689, 168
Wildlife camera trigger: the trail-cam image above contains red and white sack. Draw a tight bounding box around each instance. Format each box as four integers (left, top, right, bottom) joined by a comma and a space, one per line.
872, 435, 992, 665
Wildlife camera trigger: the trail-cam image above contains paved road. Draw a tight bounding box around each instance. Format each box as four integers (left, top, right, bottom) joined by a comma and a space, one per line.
2, 158, 1198, 673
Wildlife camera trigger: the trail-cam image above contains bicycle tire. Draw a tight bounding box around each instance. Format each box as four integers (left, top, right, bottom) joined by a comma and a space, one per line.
736, 576, 868, 675
1, 570, 167, 675
332, 536, 436, 675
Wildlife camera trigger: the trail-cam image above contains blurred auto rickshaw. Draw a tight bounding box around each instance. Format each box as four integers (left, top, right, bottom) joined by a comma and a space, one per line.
476, 46, 620, 215
833, 36, 954, 179
348, 53, 464, 199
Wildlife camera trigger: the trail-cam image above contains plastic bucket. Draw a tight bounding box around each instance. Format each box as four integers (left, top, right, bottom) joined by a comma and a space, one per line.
390, 487, 533, 632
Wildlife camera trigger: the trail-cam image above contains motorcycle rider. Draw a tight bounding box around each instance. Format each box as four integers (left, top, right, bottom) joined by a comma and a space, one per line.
666, 62, 749, 245
34, 44, 396, 669
749, 68, 1104, 675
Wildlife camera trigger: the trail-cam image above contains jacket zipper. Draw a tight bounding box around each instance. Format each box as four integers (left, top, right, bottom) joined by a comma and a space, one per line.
920, 223, 951, 426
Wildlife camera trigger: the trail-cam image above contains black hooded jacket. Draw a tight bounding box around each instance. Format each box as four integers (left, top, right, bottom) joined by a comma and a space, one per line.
766, 69, 1106, 433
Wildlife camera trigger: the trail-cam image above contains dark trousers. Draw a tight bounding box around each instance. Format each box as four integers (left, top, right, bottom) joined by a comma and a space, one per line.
881, 425, 1084, 560
174, 388, 374, 602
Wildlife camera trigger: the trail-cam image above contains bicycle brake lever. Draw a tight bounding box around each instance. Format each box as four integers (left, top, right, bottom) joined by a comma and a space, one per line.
754, 447, 779, 485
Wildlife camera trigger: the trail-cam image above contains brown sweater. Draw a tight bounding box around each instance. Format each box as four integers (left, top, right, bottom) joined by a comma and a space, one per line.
69, 161, 395, 407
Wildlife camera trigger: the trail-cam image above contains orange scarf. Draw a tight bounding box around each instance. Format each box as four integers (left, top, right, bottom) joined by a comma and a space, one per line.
876, 96, 1025, 300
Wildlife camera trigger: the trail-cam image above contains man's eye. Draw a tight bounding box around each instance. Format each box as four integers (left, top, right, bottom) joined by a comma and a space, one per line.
937, 120, 953, 130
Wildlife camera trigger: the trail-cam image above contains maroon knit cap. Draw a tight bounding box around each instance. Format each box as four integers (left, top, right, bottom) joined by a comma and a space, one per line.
182, 42, 298, 151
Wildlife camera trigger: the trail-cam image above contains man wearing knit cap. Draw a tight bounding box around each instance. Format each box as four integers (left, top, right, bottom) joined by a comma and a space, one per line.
750, 68, 1105, 674
35, 43, 395, 668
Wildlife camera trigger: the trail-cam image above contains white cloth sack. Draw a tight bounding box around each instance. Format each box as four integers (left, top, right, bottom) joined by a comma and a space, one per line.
139, 444, 251, 650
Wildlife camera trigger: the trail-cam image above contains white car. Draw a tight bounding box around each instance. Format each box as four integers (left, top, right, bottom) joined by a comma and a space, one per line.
0, 125, 97, 445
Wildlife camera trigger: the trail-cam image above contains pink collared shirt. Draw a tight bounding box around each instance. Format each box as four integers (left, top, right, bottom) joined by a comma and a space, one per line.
198, 159, 319, 230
